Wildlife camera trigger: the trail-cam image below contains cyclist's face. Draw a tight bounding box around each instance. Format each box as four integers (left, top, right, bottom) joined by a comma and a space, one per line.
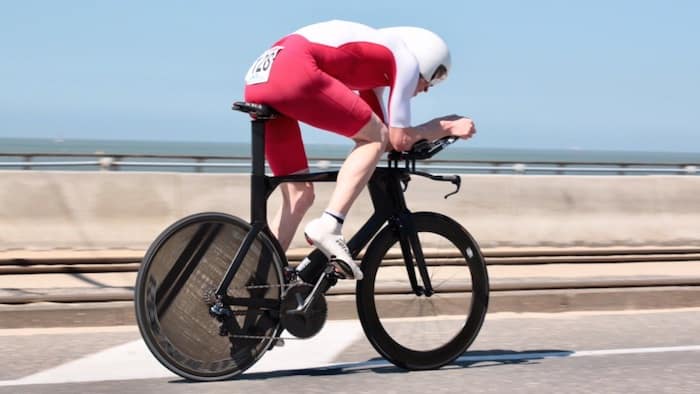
414, 77, 430, 96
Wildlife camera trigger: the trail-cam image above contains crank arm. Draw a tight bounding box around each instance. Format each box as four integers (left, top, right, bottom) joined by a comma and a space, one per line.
286, 265, 332, 315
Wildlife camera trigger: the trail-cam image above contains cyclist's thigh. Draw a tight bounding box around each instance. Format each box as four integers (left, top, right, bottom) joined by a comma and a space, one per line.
264, 115, 309, 176
286, 72, 373, 138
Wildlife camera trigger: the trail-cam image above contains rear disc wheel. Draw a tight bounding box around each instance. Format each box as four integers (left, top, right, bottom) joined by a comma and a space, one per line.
134, 212, 285, 381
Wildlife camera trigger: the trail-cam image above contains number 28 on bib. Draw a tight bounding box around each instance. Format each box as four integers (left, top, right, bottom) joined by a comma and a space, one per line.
244, 46, 283, 85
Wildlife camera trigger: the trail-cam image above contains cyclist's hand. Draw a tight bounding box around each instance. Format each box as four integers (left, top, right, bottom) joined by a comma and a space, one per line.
440, 117, 476, 140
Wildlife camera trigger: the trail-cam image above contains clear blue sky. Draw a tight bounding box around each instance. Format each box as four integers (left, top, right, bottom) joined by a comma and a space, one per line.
1, 0, 698, 151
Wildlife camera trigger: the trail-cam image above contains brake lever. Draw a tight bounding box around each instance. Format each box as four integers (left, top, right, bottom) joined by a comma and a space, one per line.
444, 175, 461, 199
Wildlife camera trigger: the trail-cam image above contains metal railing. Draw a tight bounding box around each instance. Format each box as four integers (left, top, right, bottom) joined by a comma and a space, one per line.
1, 247, 699, 305
0, 152, 698, 175
3, 246, 700, 275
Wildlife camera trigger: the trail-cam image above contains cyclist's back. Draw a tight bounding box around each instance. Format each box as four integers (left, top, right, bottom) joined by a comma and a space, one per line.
289, 20, 418, 124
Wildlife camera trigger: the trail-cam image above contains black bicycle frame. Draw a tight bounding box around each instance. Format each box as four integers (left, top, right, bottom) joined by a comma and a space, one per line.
215, 117, 435, 298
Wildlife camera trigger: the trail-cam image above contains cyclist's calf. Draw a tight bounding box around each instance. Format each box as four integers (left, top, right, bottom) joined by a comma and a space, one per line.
281, 181, 315, 215
271, 181, 315, 251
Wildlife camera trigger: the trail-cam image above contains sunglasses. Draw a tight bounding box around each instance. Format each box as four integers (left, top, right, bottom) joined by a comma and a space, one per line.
422, 64, 448, 87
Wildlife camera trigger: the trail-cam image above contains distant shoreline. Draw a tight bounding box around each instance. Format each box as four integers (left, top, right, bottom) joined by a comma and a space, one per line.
2, 137, 700, 164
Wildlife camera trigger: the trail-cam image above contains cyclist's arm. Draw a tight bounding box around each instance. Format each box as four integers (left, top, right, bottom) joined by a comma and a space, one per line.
389, 115, 468, 151
389, 121, 442, 152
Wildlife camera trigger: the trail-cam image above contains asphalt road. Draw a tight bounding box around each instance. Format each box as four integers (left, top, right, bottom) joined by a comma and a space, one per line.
1, 308, 699, 393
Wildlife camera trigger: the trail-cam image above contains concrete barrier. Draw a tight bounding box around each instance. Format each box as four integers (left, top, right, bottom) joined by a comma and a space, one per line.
1, 170, 699, 251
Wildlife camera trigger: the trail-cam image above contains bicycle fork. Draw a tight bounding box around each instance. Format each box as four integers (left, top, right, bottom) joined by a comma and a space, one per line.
393, 212, 434, 297
368, 168, 436, 298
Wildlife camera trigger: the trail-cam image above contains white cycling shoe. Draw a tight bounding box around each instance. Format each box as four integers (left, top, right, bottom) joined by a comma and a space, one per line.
303, 217, 363, 280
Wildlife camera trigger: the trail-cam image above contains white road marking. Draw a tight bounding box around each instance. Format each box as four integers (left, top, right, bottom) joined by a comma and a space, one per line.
486, 307, 700, 320
0, 325, 139, 337
0, 339, 173, 385
248, 320, 364, 373
0, 316, 699, 386
327, 345, 700, 372
0, 320, 364, 386
571, 345, 700, 358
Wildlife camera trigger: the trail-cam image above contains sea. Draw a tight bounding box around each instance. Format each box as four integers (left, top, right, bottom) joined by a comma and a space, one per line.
1, 137, 699, 174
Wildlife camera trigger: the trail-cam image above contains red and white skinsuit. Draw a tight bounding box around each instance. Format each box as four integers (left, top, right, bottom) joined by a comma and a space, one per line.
244, 20, 421, 175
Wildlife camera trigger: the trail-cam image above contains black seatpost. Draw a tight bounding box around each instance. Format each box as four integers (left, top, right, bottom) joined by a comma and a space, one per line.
213, 117, 270, 299
250, 118, 267, 224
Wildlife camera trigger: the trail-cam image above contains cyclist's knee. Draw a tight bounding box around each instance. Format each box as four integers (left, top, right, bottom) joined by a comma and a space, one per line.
353, 113, 388, 146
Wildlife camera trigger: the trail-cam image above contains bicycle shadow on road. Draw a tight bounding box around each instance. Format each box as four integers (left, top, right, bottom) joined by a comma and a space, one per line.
445, 349, 574, 369
219, 349, 575, 381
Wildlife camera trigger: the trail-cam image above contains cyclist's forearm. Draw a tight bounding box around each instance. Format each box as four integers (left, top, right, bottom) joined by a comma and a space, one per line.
389, 116, 455, 151
413, 116, 457, 140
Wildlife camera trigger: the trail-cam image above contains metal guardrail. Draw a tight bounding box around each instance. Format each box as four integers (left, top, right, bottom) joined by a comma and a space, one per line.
1, 247, 700, 304
0, 152, 698, 175
3, 247, 700, 275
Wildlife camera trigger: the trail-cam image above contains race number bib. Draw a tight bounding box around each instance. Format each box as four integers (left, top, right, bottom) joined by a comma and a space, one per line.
244, 46, 283, 85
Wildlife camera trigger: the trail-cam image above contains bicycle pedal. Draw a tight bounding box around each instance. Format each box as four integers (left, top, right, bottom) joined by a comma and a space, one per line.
322, 262, 343, 279
329, 259, 358, 280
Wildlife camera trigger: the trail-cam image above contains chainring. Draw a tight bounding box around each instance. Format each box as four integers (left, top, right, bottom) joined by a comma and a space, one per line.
280, 283, 327, 339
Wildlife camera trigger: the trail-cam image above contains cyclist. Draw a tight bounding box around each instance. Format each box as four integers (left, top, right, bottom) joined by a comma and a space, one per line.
243, 20, 476, 280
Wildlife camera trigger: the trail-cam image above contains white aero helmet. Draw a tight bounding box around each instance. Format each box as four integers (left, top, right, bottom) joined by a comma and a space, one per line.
380, 26, 451, 86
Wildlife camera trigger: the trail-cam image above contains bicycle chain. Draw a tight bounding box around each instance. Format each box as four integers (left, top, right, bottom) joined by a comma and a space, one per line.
238, 283, 299, 290
204, 281, 309, 302
209, 281, 314, 342
229, 334, 303, 341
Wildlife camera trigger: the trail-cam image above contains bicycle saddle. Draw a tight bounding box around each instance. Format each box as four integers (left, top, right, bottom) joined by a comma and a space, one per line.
232, 101, 279, 119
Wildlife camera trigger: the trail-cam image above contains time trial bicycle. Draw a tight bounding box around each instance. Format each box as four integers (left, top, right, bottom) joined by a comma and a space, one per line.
134, 101, 490, 381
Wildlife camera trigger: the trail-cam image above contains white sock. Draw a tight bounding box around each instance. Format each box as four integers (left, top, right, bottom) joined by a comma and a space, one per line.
324, 209, 345, 223
320, 212, 342, 234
